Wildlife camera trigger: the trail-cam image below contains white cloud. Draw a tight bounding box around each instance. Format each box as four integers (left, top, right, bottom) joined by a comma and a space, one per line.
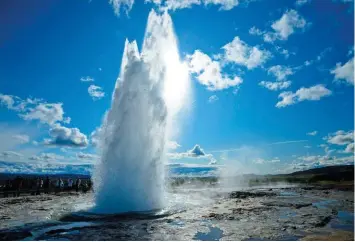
344, 143, 354, 154
268, 65, 294, 81
208, 95, 219, 103
204, 0, 239, 10
303, 47, 332, 67
0, 159, 93, 174
21, 103, 68, 126
295, 0, 309, 6
80, 76, 94, 82
276, 84, 332, 108
150, 0, 240, 11
253, 157, 280, 164
168, 144, 215, 162
29, 152, 65, 162
249, 26, 263, 36
330, 57, 354, 85
167, 141, 181, 150
274, 46, 294, 59
259, 80, 291, 91
12, 134, 30, 144
163, 0, 200, 10
264, 10, 307, 42
307, 130, 317, 136
76, 152, 99, 160
0, 93, 70, 127
188, 144, 206, 157
0, 94, 20, 111
324, 130, 354, 146
109, 0, 134, 16
222, 36, 271, 69
88, 85, 105, 100
1, 151, 23, 158
44, 124, 89, 148
187, 50, 243, 90
90, 126, 102, 147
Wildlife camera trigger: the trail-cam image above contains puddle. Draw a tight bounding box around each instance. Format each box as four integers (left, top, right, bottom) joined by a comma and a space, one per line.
193, 226, 223, 241
168, 219, 185, 227
312, 199, 337, 209
279, 191, 298, 197
279, 210, 297, 219
24, 222, 94, 240
330, 211, 354, 232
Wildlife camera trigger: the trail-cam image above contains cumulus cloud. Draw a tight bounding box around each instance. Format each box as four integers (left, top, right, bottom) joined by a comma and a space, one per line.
189, 144, 206, 157
109, 0, 134, 16
167, 141, 181, 150
0, 93, 70, 126
90, 127, 102, 147
330, 57, 354, 85
44, 124, 89, 147
249, 26, 263, 36
187, 50, 243, 90
222, 36, 271, 69
148, 0, 240, 11
264, 10, 307, 42
307, 130, 317, 136
21, 103, 69, 126
0, 94, 22, 111
208, 95, 219, 103
29, 152, 65, 162
295, 0, 309, 6
268, 65, 294, 81
274, 46, 295, 59
276, 84, 332, 108
76, 152, 99, 160
344, 143, 354, 154
168, 144, 215, 162
0, 160, 93, 175
80, 76, 94, 82
259, 80, 291, 91
324, 130, 354, 146
88, 85, 105, 100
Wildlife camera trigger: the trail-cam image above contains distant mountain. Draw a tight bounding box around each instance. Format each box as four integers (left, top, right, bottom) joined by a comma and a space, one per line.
290, 165, 353, 176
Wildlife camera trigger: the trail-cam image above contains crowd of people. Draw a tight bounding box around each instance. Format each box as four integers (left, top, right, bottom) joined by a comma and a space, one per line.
1, 176, 92, 198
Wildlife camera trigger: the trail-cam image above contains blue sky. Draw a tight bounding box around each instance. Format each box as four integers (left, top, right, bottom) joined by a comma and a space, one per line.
0, 0, 354, 175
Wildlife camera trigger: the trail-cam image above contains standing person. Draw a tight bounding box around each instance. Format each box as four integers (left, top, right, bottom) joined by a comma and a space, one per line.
75, 178, 81, 192
35, 177, 41, 195
13, 176, 23, 197
60, 178, 64, 192
31, 178, 37, 195
68, 178, 73, 191
55, 178, 60, 194
44, 176, 50, 194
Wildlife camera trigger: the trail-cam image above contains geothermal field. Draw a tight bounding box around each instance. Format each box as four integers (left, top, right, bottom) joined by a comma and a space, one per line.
0, 7, 354, 242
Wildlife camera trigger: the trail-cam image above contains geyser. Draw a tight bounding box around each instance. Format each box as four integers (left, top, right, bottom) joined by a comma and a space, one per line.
93, 10, 190, 214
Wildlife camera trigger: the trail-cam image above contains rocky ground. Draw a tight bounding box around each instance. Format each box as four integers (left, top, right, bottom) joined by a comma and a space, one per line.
0, 185, 353, 240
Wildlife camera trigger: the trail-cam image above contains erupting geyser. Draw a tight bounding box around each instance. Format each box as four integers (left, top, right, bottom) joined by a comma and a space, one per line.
93, 10, 190, 214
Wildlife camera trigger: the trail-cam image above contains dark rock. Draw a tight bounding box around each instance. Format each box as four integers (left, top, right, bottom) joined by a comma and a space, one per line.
315, 216, 332, 227
292, 203, 312, 209
0, 231, 32, 240
229, 191, 275, 199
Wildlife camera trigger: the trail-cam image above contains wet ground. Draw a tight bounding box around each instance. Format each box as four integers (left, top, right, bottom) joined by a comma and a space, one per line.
0, 185, 353, 240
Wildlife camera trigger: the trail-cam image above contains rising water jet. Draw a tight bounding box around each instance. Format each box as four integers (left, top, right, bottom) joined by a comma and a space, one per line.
93, 10, 190, 214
